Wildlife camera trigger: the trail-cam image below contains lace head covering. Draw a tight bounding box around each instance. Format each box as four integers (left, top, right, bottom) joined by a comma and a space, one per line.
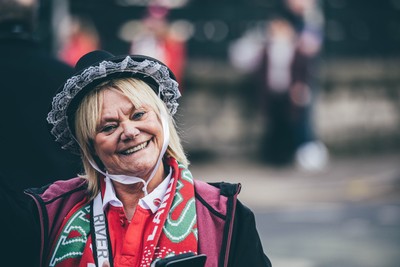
47, 50, 181, 155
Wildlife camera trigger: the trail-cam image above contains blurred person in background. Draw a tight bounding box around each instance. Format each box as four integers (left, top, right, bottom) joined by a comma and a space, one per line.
58, 14, 101, 67
259, 17, 299, 166
229, 0, 328, 170
0, 0, 81, 193
282, 0, 328, 170
129, 4, 187, 93
228, 17, 314, 166
1, 50, 271, 267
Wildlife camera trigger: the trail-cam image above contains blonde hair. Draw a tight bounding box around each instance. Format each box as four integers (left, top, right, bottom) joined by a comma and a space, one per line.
74, 77, 188, 199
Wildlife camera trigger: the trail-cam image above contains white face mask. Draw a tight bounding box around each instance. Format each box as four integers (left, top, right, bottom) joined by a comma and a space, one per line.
88, 111, 170, 195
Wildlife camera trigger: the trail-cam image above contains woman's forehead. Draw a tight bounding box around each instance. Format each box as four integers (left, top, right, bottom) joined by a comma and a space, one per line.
97, 82, 160, 114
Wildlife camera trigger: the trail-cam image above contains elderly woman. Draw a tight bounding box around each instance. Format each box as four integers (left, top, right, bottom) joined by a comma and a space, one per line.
1, 50, 271, 267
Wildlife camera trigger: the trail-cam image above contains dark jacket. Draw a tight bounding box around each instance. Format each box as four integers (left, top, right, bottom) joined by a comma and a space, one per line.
0, 29, 81, 193
20, 178, 270, 267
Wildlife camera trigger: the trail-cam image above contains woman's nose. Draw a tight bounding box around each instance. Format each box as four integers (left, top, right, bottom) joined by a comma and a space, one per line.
120, 122, 140, 141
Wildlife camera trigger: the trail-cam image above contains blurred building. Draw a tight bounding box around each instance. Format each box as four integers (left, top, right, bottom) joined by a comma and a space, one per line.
46, 0, 400, 59
37, 0, 400, 159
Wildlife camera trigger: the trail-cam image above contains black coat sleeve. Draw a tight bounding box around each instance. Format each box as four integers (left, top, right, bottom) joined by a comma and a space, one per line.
0, 172, 41, 267
228, 200, 272, 267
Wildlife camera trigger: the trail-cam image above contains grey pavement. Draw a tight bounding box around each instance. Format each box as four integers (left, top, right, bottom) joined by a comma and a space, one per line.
190, 152, 400, 210
189, 152, 400, 267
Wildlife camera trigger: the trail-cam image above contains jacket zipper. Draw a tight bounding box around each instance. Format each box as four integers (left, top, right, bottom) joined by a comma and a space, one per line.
222, 183, 242, 267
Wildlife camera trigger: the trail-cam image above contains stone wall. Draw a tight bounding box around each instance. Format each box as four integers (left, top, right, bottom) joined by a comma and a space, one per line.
316, 58, 400, 153
177, 58, 400, 158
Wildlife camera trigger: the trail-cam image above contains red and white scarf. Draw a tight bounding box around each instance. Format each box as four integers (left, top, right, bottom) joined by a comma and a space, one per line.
47, 158, 198, 267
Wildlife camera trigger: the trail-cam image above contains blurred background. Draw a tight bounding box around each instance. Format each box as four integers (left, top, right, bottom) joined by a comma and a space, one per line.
37, 0, 400, 266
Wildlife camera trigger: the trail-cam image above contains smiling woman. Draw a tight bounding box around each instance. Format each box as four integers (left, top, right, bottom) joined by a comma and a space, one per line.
75, 78, 187, 199
2, 50, 271, 267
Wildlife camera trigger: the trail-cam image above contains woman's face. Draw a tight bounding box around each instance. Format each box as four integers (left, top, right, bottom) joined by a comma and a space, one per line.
93, 89, 163, 179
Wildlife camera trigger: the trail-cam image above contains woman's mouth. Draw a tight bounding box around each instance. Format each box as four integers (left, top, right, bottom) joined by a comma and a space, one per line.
121, 140, 150, 155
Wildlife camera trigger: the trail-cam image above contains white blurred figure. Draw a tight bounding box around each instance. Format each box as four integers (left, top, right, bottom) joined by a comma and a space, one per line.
229, 12, 328, 170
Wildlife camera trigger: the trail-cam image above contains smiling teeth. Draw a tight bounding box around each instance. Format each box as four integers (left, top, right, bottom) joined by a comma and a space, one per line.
124, 142, 147, 154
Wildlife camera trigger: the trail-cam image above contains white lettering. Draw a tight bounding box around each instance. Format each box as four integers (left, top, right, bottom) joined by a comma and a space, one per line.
97, 237, 108, 248
97, 248, 109, 258
95, 225, 107, 238
166, 178, 174, 193
147, 225, 158, 241
153, 209, 164, 224
93, 214, 105, 224
146, 177, 175, 241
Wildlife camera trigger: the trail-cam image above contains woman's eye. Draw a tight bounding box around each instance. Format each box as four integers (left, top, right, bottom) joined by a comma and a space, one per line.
101, 124, 116, 133
132, 111, 145, 120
